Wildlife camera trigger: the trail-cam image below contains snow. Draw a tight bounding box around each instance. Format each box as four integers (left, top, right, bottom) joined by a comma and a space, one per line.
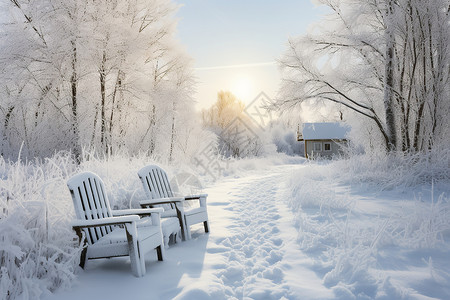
43, 164, 330, 299
40, 161, 450, 300
302, 123, 350, 140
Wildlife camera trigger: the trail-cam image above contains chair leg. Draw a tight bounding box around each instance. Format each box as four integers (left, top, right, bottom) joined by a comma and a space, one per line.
75, 228, 87, 268
129, 242, 144, 277
177, 210, 187, 241
138, 245, 146, 276
183, 222, 191, 240
203, 220, 210, 233
156, 245, 164, 261
163, 233, 169, 249
79, 247, 87, 269
125, 223, 144, 277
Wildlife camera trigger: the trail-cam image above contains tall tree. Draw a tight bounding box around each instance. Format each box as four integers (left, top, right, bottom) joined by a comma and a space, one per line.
383, 0, 397, 150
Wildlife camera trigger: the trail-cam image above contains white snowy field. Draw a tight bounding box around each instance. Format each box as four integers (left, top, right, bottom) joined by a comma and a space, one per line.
41, 162, 450, 300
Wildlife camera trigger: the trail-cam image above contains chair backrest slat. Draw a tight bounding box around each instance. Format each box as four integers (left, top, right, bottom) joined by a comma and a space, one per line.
156, 169, 169, 198
160, 171, 174, 198
68, 172, 114, 245
138, 165, 175, 210
152, 169, 165, 198
79, 181, 100, 244
145, 174, 157, 199
88, 177, 110, 236
84, 179, 105, 240
92, 177, 113, 234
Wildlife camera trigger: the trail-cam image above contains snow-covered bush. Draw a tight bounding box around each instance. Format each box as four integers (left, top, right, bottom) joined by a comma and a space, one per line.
337, 146, 450, 189
0, 153, 80, 300
267, 124, 303, 156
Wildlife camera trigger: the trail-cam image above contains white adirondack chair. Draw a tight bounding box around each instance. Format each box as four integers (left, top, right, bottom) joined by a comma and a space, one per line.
67, 171, 165, 277
138, 165, 210, 240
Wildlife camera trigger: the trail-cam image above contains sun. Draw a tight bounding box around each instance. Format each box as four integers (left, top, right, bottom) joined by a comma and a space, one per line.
230, 75, 255, 102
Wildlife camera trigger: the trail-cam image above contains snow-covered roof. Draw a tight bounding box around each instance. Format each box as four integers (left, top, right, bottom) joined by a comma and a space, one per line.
302, 122, 350, 140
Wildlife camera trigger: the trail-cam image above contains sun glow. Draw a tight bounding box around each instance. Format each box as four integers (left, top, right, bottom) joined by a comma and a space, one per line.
230, 75, 256, 103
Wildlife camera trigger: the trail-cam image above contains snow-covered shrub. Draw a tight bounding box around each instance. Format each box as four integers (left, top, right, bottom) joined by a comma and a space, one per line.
0, 153, 81, 300
336, 146, 450, 189
268, 124, 303, 156
390, 190, 450, 249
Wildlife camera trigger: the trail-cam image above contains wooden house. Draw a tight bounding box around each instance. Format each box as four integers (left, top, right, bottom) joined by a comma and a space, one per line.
297, 122, 350, 159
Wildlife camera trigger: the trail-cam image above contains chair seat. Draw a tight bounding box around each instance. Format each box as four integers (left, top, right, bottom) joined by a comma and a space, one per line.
161, 217, 181, 247
185, 207, 208, 228
161, 209, 178, 218
161, 217, 180, 235
87, 225, 160, 259
185, 207, 206, 216
137, 216, 180, 246
161, 206, 206, 218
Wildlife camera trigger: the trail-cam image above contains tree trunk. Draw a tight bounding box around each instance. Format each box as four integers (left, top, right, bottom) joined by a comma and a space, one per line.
70, 40, 81, 162
2, 106, 15, 156
383, 0, 397, 151
109, 70, 124, 154
413, 102, 425, 151
100, 50, 108, 155
147, 104, 156, 155
90, 104, 99, 151
168, 99, 176, 162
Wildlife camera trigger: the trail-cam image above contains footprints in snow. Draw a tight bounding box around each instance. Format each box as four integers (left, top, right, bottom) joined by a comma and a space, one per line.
210, 175, 289, 299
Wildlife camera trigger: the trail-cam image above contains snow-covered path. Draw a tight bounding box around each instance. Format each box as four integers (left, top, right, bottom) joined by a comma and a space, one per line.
186, 165, 332, 299
44, 164, 331, 300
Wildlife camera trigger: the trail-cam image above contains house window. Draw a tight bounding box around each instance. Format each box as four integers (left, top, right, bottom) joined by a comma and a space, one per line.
313, 142, 322, 152
324, 142, 331, 151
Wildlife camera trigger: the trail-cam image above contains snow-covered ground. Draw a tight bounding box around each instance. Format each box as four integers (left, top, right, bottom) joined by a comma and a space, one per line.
41, 162, 450, 300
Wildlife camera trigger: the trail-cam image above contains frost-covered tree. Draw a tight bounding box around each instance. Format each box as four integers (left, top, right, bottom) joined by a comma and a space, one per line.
0, 0, 203, 162
202, 91, 245, 130
0, 0, 81, 158
276, 0, 450, 152
202, 91, 266, 158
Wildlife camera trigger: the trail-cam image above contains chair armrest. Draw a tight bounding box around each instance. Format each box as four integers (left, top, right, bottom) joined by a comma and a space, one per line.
71, 215, 140, 229
112, 208, 164, 217
140, 197, 185, 207
184, 194, 207, 207
184, 194, 208, 200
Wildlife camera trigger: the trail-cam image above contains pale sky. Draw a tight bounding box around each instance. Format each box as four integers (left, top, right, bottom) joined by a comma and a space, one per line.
174, 0, 325, 110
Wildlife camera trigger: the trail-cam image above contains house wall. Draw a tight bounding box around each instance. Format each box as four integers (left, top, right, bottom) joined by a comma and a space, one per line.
305, 139, 347, 159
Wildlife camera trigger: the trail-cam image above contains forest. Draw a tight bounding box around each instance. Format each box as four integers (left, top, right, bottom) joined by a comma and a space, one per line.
0, 0, 207, 162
